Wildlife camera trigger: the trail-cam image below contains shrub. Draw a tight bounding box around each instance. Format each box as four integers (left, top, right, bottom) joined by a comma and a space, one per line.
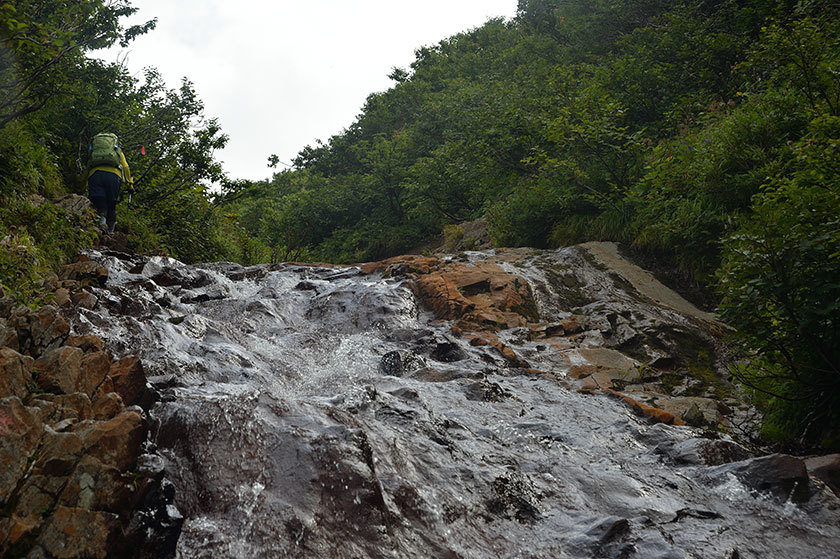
717, 115, 840, 446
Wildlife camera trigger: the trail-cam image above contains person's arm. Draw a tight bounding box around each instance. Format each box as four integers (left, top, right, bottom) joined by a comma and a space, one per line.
119, 149, 134, 190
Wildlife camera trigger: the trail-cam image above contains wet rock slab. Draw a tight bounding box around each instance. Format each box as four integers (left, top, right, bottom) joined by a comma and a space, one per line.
54, 247, 840, 558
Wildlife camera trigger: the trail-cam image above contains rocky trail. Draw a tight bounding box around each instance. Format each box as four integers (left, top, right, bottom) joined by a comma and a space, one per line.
1, 243, 839, 558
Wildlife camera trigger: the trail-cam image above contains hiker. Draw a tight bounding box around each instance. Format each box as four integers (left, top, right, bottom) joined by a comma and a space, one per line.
87, 132, 133, 234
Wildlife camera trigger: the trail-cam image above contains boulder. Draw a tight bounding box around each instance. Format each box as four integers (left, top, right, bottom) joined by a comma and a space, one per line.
727, 454, 811, 504
0, 347, 34, 399
77, 410, 146, 471
33, 346, 84, 395
604, 389, 686, 426
71, 290, 98, 310
91, 392, 125, 421
53, 287, 72, 308
67, 334, 105, 353
77, 351, 112, 398
661, 438, 751, 466
55, 194, 93, 216
34, 393, 92, 424
804, 454, 840, 497
60, 261, 108, 288
35, 506, 119, 559
29, 306, 70, 357
651, 396, 723, 428
0, 397, 44, 503
59, 456, 134, 513
108, 356, 146, 406
33, 429, 84, 477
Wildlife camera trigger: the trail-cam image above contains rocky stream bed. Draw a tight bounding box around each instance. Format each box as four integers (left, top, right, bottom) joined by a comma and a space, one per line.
2, 243, 839, 558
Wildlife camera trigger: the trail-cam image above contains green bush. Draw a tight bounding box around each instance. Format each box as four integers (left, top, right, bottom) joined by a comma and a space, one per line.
717, 114, 840, 446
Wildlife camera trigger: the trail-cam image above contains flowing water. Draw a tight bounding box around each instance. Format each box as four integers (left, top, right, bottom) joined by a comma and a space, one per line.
68, 248, 840, 558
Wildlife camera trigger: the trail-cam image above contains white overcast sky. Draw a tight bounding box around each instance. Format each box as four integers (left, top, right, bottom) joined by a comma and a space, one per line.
95, 1, 517, 181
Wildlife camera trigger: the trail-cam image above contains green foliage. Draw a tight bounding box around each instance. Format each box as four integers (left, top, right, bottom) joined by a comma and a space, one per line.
717, 114, 840, 444
0, 120, 63, 197
632, 89, 809, 278
0, 199, 97, 305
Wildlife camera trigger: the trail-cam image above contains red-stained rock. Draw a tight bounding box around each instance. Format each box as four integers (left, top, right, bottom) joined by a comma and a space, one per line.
77, 351, 112, 398
35, 506, 118, 559
76, 411, 146, 471
34, 346, 84, 395
108, 356, 146, 406
92, 392, 125, 421
0, 397, 44, 503
0, 347, 34, 399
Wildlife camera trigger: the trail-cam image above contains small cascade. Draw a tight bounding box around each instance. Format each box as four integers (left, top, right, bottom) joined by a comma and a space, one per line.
65, 246, 840, 558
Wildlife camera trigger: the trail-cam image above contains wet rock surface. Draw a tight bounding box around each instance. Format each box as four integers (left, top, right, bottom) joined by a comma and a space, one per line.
0, 277, 179, 558
24, 246, 840, 558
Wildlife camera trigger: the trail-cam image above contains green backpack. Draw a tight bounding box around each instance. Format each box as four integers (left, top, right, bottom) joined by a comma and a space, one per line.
89, 133, 121, 168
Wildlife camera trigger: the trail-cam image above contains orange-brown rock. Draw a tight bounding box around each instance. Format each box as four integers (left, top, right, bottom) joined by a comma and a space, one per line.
0, 397, 44, 502
0, 515, 41, 550
34, 346, 84, 395
78, 351, 112, 398
108, 356, 146, 406
68, 334, 105, 353
35, 506, 118, 559
54, 287, 72, 307
60, 260, 109, 288
33, 429, 84, 477
364, 255, 539, 369
604, 389, 686, 426
59, 456, 134, 513
34, 393, 92, 424
0, 347, 33, 399
92, 376, 115, 403
0, 327, 18, 351
77, 410, 146, 471
92, 392, 125, 420
29, 306, 70, 355
71, 290, 98, 310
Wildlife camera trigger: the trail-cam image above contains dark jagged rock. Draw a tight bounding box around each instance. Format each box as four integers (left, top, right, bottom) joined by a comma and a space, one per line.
804, 454, 840, 497
708, 454, 811, 504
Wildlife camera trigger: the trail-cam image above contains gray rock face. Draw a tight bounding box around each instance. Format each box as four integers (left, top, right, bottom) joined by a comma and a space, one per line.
63, 248, 840, 558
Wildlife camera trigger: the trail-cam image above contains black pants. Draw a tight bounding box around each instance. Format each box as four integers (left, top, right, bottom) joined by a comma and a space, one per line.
88, 171, 121, 230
